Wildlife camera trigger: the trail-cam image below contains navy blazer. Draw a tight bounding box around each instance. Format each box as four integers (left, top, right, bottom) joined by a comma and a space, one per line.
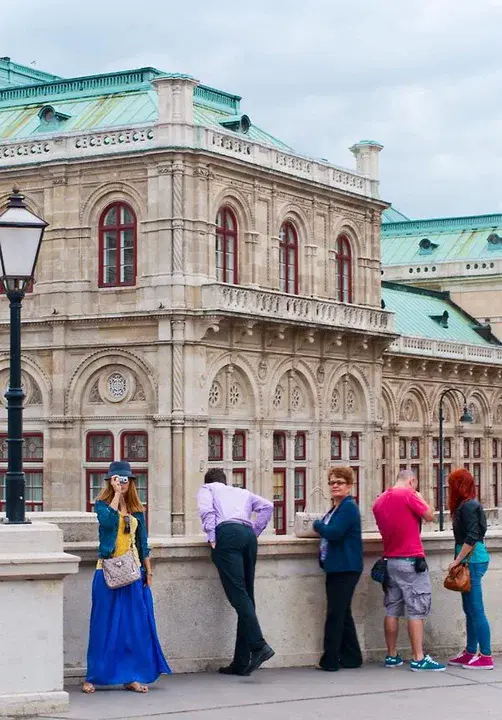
313, 496, 363, 574
95, 500, 150, 566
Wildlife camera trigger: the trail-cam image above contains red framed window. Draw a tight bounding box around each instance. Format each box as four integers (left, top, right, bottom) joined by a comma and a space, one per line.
0, 470, 44, 512
410, 437, 420, 459
273, 468, 286, 535
232, 431, 246, 461
86, 432, 114, 462
0, 433, 43, 462
335, 235, 352, 303
232, 469, 246, 489
208, 430, 224, 461
294, 431, 306, 461
330, 432, 342, 460
433, 437, 451, 459
121, 431, 148, 462
464, 438, 470, 459
279, 222, 298, 294
433, 463, 452, 510
493, 463, 499, 507
273, 431, 286, 461
399, 437, 407, 459
473, 438, 481, 458
382, 436, 387, 460
473, 464, 481, 499
135, 470, 149, 510
349, 433, 360, 461
216, 207, 238, 284
294, 468, 306, 512
350, 467, 360, 504
86, 469, 107, 512
99, 202, 137, 287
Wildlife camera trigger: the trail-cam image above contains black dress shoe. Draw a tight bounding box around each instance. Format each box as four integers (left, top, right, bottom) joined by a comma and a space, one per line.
315, 664, 340, 672
245, 644, 275, 674
218, 665, 250, 676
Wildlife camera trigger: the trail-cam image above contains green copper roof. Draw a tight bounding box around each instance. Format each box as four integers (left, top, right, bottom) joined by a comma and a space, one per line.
382, 282, 499, 346
0, 60, 291, 149
382, 213, 502, 265
382, 207, 410, 223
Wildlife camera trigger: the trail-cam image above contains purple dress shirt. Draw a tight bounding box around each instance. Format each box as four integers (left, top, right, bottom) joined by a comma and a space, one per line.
197, 482, 273, 543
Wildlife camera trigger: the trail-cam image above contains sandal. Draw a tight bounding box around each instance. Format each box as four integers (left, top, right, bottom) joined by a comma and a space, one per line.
124, 682, 149, 693
82, 682, 95, 694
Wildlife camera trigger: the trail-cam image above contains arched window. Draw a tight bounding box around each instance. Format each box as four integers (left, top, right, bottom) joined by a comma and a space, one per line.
279, 221, 298, 294
215, 207, 238, 284
335, 235, 352, 303
99, 202, 137, 287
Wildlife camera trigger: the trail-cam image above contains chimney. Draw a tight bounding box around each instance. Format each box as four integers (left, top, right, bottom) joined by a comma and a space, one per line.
350, 139, 383, 178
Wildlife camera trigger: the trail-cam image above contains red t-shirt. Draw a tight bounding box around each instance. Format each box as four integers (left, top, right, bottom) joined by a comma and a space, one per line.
372, 487, 428, 558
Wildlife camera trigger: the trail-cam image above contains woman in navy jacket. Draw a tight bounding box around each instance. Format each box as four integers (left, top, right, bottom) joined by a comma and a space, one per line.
82, 461, 170, 694
313, 466, 363, 672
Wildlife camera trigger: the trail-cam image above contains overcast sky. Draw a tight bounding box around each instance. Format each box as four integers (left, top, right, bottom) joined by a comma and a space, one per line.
3, 0, 502, 219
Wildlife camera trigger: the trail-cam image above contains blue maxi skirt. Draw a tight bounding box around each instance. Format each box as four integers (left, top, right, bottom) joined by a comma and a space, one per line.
86, 569, 171, 685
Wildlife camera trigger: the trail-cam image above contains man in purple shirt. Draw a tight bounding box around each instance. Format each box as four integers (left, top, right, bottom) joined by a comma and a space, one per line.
197, 468, 275, 675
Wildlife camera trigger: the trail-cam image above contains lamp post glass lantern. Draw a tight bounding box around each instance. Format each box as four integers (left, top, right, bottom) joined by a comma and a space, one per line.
0, 188, 47, 523
438, 389, 473, 532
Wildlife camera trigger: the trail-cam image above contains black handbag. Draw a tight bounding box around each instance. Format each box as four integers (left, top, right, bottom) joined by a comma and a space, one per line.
371, 557, 388, 585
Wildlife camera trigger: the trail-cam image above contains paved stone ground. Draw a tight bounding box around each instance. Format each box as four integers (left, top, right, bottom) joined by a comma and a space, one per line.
38, 661, 502, 720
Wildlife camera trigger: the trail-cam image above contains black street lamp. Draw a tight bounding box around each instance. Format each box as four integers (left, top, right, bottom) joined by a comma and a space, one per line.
0, 188, 48, 524
438, 387, 473, 531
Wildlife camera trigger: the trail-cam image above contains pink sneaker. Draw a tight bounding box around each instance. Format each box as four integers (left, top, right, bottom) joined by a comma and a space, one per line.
463, 655, 494, 670
448, 650, 475, 666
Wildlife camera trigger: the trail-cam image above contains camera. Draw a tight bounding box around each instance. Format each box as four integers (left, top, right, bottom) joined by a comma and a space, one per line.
114, 475, 130, 485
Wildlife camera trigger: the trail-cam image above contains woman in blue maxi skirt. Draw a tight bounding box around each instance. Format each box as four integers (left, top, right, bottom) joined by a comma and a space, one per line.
82, 461, 171, 694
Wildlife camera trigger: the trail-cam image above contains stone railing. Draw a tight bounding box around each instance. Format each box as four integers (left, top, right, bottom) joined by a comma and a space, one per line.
201, 128, 374, 197
0, 122, 377, 198
200, 283, 394, 334
389, 335, 502, 365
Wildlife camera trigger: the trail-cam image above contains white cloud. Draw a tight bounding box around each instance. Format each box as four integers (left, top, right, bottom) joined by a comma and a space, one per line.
3, 0, 502, 218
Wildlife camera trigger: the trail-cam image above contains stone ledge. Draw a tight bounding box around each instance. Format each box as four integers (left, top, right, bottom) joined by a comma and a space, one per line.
0, 552, 80, 579
0, 690, 69, 717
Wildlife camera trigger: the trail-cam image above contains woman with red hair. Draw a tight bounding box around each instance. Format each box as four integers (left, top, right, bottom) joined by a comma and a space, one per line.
447, 468, 493, 670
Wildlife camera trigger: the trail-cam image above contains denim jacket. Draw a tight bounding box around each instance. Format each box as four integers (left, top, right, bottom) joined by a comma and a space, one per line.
95, 500, 150, 566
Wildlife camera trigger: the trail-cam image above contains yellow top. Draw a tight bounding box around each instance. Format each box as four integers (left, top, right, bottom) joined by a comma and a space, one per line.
96, 514, 141, 570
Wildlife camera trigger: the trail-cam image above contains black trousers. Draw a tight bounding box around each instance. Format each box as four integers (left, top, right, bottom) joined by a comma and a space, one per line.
320, 571, 362, 671
212, 522, 265, 670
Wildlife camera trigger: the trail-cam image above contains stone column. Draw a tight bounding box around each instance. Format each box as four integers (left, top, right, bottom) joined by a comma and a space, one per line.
270, 236, 281, 291
171, 318, 185, 535
305, 245, 318, 296
483, 427, 494, 507
0, 522, 79, 717
244, 231, 260, 286
388, 423, 399, 487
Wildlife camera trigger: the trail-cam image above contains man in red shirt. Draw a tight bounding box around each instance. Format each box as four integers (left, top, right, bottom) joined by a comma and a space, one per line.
372, 470, 445, 672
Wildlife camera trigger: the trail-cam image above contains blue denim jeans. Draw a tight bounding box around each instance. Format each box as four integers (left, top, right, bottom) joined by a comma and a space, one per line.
462, 561, 491, 656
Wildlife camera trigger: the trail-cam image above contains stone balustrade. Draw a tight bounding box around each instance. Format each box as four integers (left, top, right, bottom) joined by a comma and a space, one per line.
389, 335, 502, 365
200, 283, 395, 335
0, 123, 377, 198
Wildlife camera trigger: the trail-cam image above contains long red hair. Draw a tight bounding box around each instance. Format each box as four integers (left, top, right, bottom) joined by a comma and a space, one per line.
448, 468, 476, 515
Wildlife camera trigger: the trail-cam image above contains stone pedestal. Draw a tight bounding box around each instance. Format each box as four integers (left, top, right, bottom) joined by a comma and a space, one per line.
0, 521, 80, 716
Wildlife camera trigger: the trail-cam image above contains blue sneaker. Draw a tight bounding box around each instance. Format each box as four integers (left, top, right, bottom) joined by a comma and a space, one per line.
385, 655, 404, 668
409, 655, 446, 672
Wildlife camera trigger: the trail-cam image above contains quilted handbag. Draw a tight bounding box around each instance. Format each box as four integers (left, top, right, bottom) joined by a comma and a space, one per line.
102, 549, 141, 589
294, 485, 329, 538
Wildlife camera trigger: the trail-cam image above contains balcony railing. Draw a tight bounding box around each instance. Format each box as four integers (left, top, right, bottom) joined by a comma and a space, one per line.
200, 283, 395, 335
389, 335, 502, 365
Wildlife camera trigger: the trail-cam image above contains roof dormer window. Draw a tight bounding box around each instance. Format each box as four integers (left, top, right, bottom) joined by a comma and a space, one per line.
430, 310, 449, 328
37, 105, 70, 131
419, 237, 439, 254
487, 233, 502, 248
219, 114, 251, 134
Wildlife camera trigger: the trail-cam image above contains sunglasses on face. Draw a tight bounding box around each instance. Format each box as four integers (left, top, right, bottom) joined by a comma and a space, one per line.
124, 515, 131, 534
328, 480, 347, 487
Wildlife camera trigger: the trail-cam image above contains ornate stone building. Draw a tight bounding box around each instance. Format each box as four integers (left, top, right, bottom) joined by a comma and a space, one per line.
0, 57, 501, 537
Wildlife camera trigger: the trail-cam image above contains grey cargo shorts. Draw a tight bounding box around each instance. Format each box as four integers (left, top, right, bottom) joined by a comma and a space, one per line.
384, 558, 432, 620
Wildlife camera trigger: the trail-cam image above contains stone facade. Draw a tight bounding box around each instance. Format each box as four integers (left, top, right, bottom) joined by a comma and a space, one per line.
0, 72, 501, 537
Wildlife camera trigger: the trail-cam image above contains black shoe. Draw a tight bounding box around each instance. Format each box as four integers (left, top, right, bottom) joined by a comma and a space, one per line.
245, 644, 275, 674
315, 663, 340, 672
218, 665, 250, 676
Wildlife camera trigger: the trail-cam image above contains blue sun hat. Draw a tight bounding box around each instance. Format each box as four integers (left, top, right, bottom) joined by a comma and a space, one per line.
104, 460, 137, 480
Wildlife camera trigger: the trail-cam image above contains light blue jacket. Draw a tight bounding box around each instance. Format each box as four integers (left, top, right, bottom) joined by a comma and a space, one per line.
95, 500, 150, 566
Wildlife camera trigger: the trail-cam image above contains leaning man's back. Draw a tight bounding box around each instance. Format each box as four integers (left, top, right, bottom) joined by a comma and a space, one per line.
373, 487, 427, 558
